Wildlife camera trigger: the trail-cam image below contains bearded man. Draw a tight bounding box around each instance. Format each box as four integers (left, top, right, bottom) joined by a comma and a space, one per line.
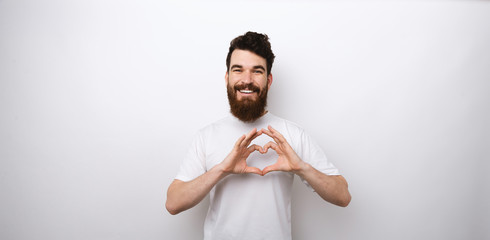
166, 32, 351, 240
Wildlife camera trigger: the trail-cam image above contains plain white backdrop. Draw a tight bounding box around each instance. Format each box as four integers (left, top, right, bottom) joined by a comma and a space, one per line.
1, 0, 489, 239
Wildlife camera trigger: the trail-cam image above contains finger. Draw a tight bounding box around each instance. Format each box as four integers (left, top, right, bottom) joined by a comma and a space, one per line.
241, 128, 258, 147
249, 128, 263, 142
268, 125, 286, 144
244, 166, 263, 176
260, 128, 272, 137
245, 129, 264, 148
262, 141, 278, 154
234, 134, 246, 148
262, 163, 280, 175
264, 130, 281, 147
245, 128, 257, 142
247, 144, 263, 154
261, 128, 281, 145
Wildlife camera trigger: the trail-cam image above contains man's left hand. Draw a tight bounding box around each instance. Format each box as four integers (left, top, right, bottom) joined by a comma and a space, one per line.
259, 125, 306, 175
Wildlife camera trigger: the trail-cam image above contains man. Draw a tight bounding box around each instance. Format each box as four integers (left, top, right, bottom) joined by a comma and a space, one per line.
166, 31, 351, 240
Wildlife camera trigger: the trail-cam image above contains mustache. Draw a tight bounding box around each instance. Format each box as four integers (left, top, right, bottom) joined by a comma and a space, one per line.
234, 83, 261, 92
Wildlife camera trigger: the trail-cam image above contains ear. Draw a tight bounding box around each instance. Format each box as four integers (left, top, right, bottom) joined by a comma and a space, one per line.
267, 74, 273, 88
225, 71, 229, 85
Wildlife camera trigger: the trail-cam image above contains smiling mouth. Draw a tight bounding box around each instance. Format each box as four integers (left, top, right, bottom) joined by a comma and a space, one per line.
235, 83, 260, 95
239, 89, 255, 94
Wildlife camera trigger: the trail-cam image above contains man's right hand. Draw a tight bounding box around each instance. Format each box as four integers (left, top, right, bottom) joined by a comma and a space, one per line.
166, 128, 264, 215
219, 128, 264, 176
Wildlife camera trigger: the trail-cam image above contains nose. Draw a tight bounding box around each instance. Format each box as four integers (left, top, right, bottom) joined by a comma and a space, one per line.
242, 70, 253, 84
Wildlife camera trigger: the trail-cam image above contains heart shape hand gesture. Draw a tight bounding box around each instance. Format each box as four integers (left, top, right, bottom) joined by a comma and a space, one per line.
220, 126, 305, 176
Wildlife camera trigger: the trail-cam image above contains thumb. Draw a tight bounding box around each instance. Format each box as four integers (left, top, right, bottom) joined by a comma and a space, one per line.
262, 164, 279, 175
244, 166, 263, 176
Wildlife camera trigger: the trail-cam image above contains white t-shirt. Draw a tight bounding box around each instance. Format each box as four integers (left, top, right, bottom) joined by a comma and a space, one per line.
175, 112, 340, 240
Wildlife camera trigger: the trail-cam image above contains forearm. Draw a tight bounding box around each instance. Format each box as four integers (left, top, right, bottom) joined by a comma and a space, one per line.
166, 164, 228, 215
295, 162, 351, 207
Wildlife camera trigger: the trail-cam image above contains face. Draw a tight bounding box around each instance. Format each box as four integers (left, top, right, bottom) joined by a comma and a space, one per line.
225, 49, 273, 122
226, 49, 272, 101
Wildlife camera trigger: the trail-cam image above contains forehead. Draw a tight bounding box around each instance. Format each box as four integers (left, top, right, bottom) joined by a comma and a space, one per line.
230, 49, 267, 68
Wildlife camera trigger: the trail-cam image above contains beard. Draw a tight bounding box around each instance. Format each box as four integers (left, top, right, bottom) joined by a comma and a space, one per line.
227, 82, 268, 123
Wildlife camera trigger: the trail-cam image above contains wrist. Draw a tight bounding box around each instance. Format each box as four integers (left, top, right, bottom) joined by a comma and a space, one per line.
293, 161, 310, 177
212, 163, 232, 178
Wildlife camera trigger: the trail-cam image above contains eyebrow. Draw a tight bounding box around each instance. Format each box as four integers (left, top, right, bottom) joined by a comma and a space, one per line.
230, 65, 266, 71
253, 65, 266, 71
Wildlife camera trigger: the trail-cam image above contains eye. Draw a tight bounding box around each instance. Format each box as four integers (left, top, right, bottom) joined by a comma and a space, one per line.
254, 70, 263, 74
233, 69, 242, 73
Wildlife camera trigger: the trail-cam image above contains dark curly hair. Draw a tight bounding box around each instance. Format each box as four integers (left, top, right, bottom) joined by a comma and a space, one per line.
226, 31, 275, 75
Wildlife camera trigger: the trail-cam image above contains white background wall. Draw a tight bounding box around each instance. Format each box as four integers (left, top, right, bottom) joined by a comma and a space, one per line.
1, 1, 489, 239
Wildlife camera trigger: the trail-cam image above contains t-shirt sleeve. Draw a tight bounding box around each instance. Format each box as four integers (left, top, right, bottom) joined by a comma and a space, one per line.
174, 131, 207, 182
295, 129, 340, 189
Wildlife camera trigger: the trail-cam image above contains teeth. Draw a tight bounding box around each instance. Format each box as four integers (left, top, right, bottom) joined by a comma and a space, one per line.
239, 90, 254, 93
